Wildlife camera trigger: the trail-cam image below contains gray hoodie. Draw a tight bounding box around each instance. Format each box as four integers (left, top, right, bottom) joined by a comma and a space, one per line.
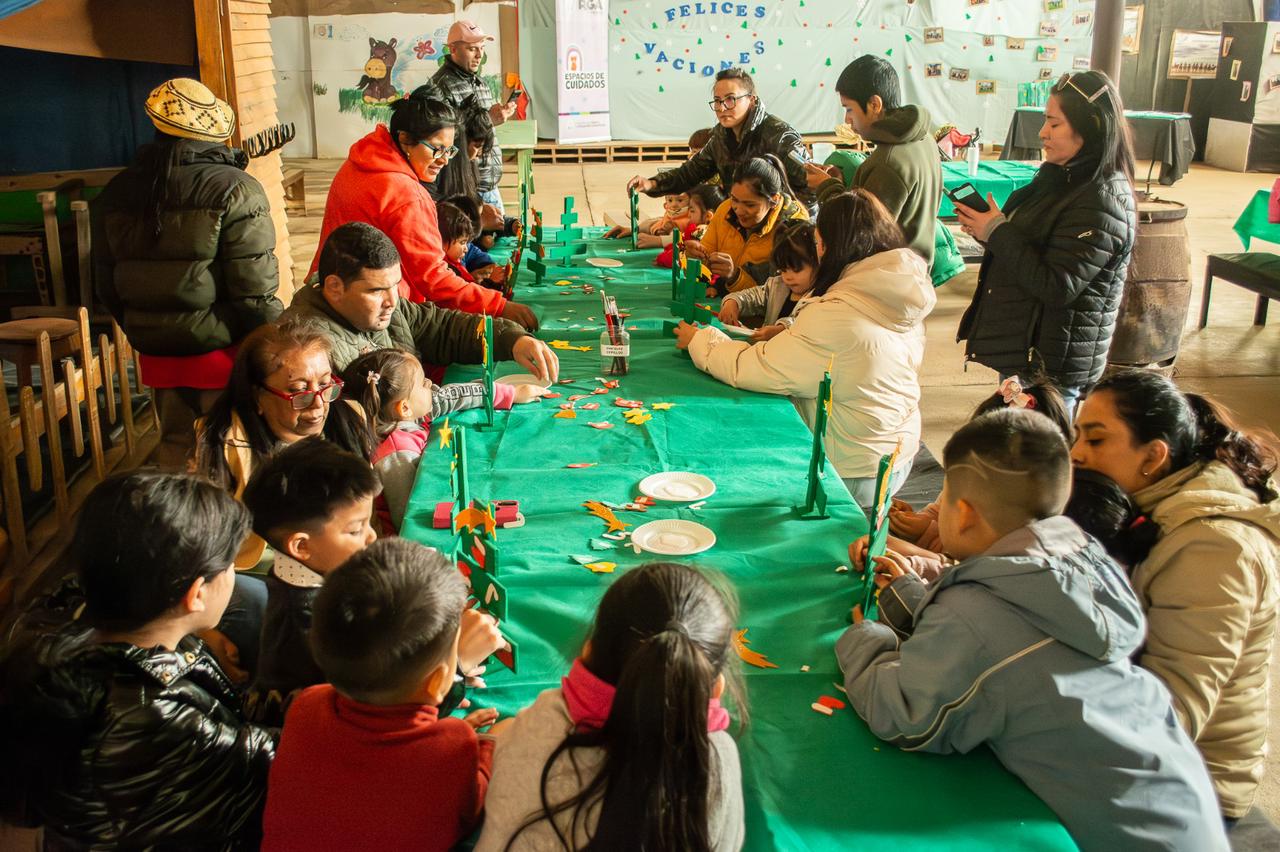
836, 516, 1227, 852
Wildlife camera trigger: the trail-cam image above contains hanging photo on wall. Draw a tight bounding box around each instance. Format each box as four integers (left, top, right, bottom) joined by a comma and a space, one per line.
950, 67, 971, 82
1038, 45, 1059, 62
924, 27, 944, 44
1168, 29, 1221, 79
1008, 37, 1026, 50
976, 80, 997, 95
925, 63, 943, 78
1074, 12, 1092, 26
968, 0, 989, 6
1266, 73, 1280, 96
1122, 6, 1143, 55
1272, 30, 1279, 53
1223, 36, 1234, 57
1231, 59, 1241, 81
1241, 81, 1252, 102
1045, 0, 1065, 11
982, 35, 995, 47
1040, 22, 1059, 38
1039, 67, 1055, 80
1073, 56, 1091, 71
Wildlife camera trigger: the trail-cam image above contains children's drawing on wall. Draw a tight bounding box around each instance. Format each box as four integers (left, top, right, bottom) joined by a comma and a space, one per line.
354, 38, 401, 105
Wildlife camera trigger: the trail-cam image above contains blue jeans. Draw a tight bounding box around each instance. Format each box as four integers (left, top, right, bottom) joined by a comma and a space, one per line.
217, 573, 267, 676
480, 187, 505, 216
843, 456, 915, 515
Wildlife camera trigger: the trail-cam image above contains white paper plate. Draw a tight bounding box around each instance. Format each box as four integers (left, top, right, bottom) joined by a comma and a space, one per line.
639, 472, 716, 502
585, 257, 624, 268
631, 519, 717, 556
719, 323, 754, 337
496, 373, 549, 390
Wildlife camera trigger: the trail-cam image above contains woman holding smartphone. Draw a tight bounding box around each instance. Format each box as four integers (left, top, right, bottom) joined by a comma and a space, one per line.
954, 70, 1136, 413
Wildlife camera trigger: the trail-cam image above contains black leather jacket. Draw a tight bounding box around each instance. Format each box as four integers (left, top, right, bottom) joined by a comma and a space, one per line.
648, 103, 815, 209
958, 161, 1136, 389
2, 628, 276, 850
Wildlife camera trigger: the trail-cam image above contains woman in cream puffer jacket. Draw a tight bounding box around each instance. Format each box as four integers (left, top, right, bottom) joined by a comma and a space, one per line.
676, 190, 935, 504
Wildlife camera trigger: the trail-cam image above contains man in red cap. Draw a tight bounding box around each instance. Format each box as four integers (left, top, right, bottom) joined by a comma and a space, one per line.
432, 21, 516, 213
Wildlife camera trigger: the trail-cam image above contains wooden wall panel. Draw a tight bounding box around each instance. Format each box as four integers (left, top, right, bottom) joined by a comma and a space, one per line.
0, 0, 195, 65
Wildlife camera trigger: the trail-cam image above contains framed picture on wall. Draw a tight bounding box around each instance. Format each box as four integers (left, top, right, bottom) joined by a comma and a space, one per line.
1122, 6, 1142, 55
1038, 67, 1055, 80
1168, 29, 1221, 79
976, 80, 997, 95
1273, 30, 1279, 53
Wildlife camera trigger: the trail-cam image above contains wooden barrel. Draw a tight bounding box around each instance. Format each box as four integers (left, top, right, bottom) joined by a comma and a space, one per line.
1107, 198, 1192, 370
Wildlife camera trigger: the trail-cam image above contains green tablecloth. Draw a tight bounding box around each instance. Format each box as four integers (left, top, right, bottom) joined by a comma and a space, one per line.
939, 161, 1041, 218
402, 233, 1075, 851
1233, 189, 1280, 251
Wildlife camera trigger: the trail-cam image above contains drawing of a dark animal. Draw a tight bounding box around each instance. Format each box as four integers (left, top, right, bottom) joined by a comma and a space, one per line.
357, 37, 400, 104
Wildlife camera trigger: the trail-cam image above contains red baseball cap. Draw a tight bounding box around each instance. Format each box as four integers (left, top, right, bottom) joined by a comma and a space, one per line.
447, 20, 494, 44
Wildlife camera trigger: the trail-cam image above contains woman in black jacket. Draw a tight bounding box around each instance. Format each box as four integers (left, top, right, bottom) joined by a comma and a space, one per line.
626, 68, 816, 211
955, 70, 1137, 412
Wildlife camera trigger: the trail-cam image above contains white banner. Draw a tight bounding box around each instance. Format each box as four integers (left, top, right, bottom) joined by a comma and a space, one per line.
555, 0, 612, 142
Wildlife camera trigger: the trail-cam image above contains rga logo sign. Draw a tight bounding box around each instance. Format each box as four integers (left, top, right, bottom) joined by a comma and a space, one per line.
644, 3, 769, 76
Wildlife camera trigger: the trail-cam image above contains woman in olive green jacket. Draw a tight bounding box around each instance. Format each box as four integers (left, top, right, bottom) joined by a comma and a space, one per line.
1072, 370, 1280, 822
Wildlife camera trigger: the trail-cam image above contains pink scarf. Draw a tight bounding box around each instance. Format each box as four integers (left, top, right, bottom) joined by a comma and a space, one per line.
561, 658, 730, 733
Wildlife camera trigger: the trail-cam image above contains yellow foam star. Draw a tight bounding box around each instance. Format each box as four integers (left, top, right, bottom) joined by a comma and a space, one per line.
549, 340, 592, 352
585, 561, 616, 574
554, 409, 578, 419
438, 418, 453, 449
554, 279, 574, 287
651, 402, 675, 411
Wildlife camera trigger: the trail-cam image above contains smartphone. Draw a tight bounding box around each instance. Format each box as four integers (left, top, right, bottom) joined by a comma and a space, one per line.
506, 89, 523, 103
947, 183, 990, 213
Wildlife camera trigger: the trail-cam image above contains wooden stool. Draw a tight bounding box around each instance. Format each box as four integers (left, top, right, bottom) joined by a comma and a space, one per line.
0, 317, 81, 388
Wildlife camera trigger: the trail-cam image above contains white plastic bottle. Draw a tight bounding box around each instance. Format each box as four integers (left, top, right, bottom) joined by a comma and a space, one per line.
967, 142, 981, 177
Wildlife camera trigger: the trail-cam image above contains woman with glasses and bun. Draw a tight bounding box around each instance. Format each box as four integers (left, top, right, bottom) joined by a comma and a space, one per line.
311, 85, 539, 330
626, 69, 815, 211
956, 70, 1137, 413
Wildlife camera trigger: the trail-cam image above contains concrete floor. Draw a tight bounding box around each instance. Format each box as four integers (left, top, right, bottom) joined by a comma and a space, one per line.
285, 157, 1280, 817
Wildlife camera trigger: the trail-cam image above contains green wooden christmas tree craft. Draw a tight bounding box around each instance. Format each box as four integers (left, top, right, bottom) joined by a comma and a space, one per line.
559, 196, 585, 243
475, 316, 497, 429
446, 425, 519, 672
855, 441, 903, 620
668, 255, 716, 325
629, 189, 640, 250
793, 369, 833, 519
670, 227, 685, 293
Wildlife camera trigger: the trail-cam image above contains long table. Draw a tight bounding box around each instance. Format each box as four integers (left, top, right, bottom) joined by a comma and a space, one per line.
402, 230, 1075, 850
939, 160, 1041, 218
1001, 106, 1195, 186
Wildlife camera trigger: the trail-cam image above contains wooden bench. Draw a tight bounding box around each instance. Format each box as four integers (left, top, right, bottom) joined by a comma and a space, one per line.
1199, 253, 1280, 328
282, 167, 306, 214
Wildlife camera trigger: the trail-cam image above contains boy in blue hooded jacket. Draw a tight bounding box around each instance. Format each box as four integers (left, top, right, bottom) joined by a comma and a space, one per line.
837, 409, 1227, 852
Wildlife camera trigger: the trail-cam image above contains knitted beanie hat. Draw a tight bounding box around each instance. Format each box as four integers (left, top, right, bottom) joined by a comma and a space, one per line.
145, 78, 236, 142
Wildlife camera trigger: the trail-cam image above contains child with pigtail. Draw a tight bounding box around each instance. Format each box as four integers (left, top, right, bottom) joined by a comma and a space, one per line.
341, 348, 542, 531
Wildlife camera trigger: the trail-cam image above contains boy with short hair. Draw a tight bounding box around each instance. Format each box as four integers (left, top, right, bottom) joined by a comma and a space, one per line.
810, 55, 941, 265
262, 538, 507, 851
1, 472, 276, 849
242, 437, 380, 725
837, 409, 1228, 852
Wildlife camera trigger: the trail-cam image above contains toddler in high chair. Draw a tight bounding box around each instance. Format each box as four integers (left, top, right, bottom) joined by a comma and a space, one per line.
343, 348, 542, 531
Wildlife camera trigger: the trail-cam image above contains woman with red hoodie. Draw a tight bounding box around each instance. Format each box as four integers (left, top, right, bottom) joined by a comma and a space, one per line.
310, 87, 538, 330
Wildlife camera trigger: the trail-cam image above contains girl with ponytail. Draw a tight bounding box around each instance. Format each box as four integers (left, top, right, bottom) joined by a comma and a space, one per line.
340, 348, 539, 531
1072, 369, 1280, 822
687, 153, 809, 297
476, 562, 746, 852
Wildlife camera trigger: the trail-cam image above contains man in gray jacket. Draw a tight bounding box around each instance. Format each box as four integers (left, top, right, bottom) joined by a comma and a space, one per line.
837, 410, 1227, 852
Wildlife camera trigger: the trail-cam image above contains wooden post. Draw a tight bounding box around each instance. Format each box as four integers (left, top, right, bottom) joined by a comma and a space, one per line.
37, 192, 66, 306
71, 200, 92, 311
1091, 0, 1125, 84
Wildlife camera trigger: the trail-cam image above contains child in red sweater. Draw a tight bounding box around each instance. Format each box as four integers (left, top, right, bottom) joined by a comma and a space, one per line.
262, 538, 508, 852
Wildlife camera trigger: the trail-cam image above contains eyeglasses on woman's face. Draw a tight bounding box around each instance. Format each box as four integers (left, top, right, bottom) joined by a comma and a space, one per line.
709, 92, 752, 112
420, 140, 460, 161
259, 378, 344, 410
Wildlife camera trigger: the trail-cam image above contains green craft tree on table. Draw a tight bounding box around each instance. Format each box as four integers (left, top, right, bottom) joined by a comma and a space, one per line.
794, 370, 833, 520
475, 315, 496, 430
855, 441, 903, 621
445, 424, 520, 673
629, 189, 640, 250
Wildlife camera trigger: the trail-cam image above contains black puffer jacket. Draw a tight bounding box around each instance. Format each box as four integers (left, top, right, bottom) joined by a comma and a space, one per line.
957, 161, 1136, 389
1, 628, 276, 850
93, 140, 282, 357
647, 103, 815, 209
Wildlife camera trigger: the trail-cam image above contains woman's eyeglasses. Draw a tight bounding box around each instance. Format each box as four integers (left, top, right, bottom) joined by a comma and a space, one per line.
708, 93, 752, 112
420, 141, 460, 161
1055, 73, 1106, 104
260, 378, 344, 410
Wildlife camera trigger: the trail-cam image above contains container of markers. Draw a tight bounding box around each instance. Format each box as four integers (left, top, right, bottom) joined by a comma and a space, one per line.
600, 327, 630, 375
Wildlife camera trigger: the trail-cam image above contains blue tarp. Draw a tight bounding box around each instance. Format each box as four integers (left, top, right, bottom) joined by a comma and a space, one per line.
0, 0, 39, 20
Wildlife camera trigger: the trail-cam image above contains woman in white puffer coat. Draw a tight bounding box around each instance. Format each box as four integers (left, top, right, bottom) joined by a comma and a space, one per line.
674, 189, 936, 506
